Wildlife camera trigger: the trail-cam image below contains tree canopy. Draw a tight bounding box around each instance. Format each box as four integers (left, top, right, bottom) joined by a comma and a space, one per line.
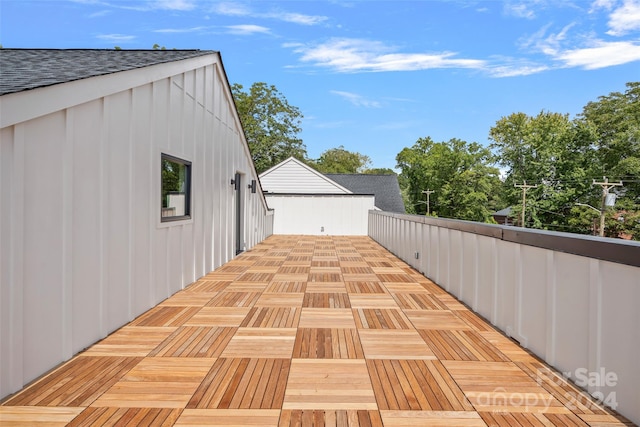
312, 145, 372, 174
232, 82, 306, 173
396, 137, 503, 222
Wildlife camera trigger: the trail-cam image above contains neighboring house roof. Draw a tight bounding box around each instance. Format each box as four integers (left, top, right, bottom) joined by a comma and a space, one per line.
0, 49, 214, 96
259, 157, 352, 194
493, 207, 512, 217
325, 174, 406, 213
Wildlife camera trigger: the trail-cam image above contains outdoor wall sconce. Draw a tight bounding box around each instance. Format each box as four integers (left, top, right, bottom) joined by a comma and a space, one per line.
230, 178, 236, 189
248, 179, 257, 193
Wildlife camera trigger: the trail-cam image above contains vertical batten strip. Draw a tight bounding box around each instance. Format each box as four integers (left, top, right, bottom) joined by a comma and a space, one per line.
62, 108, 74, 360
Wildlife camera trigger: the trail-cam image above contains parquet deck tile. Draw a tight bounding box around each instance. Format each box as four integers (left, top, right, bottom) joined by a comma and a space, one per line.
205, 291, 261, 307
303, 292, 351, 308
68, 407, 182, 426
283, 359, 377, 410
221, 328, 297, 358
83, 326, 175, 357
149, 326, 236, 358
279, 409, 383, 426
293, 328, 364, 359
359, 330, 435, 360
130, 306, 200, 327
2, 235, 631, 427
353, 308, 413, 329
380, 410, 486, 426
187, 358, 290, 409
419, 329, 510, 362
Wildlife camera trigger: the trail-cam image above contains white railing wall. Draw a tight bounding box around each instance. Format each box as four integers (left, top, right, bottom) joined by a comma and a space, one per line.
369, 210, 640, 425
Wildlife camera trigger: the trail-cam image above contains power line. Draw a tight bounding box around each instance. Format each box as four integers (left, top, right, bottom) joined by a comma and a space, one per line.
592, 177, 623, 237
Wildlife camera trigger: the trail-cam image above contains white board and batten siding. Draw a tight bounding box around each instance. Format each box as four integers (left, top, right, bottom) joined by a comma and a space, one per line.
0, 52, 273, 398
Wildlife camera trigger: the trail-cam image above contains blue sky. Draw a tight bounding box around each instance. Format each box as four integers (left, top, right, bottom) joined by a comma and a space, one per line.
2, 0, 640, 170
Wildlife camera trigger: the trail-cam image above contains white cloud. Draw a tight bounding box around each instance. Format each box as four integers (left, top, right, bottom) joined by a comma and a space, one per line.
96, 33, 136, 42
225, 24, 271, 35
88, 9, 111, 18
211, 2, 251, 16
153, 0, 196, 11
504, 1, 540, 19
590, 0, 617, 12
154, 26, 207, 33
211, 2, 327, 25
556, 40, 640, 68
606, 0, 640, 35
290, 38, 486, 73
330, 90, 381, 108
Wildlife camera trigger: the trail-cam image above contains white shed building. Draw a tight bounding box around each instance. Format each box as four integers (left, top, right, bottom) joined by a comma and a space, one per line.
0, 49, 273, 399
259, 157, 376, 235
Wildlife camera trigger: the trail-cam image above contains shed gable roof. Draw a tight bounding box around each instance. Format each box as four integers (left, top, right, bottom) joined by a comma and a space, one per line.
0, 49, 215, 96
325, 173, 406, 213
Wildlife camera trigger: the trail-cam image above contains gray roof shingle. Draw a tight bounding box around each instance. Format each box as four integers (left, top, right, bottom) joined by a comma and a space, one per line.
325, 174, 406, 213
0, 49, 215, 96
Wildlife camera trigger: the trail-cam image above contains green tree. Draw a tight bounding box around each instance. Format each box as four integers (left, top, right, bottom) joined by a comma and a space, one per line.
232, 82, 306, 173
396, 137, 503, 221
489, 111, 599, 231
363, 167, 396, 175
313, 146, 371, 173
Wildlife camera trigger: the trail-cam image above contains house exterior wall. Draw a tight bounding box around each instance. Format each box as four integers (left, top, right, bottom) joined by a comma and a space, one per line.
266, 194, 374, 235
0, 54, 273, 398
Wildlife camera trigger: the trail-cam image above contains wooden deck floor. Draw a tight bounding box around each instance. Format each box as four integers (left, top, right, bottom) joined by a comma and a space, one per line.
1, 236, 633, 426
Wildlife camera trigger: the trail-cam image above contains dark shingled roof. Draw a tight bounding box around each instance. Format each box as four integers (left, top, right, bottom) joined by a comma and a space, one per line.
0, 49, 216, 96
325, 174, 406, 213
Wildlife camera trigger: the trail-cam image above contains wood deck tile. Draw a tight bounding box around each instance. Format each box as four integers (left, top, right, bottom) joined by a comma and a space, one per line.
221, 328, 297, 358
240, 307, 301, 328
175, 409, 281, 426
283, 359, 377, 410
265, 281, 307, 293
348, 294, 399, 308
205, 291, 261, 307
83, 326, 175, 357
367, 359, 473, 411
255, 292, 305, 307
184, 280, 231, 293
443, 360, 566, 413
293, 328, 364, 359
358, 330, 435, 360
306, 282, 348, 293
0, 406, 84, 426
303, 292, 351, 308
380, 410, 486, 426
353, 308, 413, 329
223, 282, 269, 292
149, 326, 236, 358
279, 409, 383, 426
393, 293, 448, 310
159, 292, 217, 307
91, 358, 213, 408
68, 407, 181, 426
299, 308, 356, 328
345, 281, 387, 294
419, 329, 509, 362
184, 307, 251, 327
130, 306, 200, 327
187, 358, 290, 409
4, 356, 142, 407
404, 310, 472, 330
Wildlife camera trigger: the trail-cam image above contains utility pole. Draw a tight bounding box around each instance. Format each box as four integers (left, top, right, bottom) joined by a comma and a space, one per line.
422, 190, 435, 216
514, 181, 537, 228
592, 177, 623, 237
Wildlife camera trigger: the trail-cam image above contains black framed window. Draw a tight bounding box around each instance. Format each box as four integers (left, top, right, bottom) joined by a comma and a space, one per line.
161, 153, 191, 222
